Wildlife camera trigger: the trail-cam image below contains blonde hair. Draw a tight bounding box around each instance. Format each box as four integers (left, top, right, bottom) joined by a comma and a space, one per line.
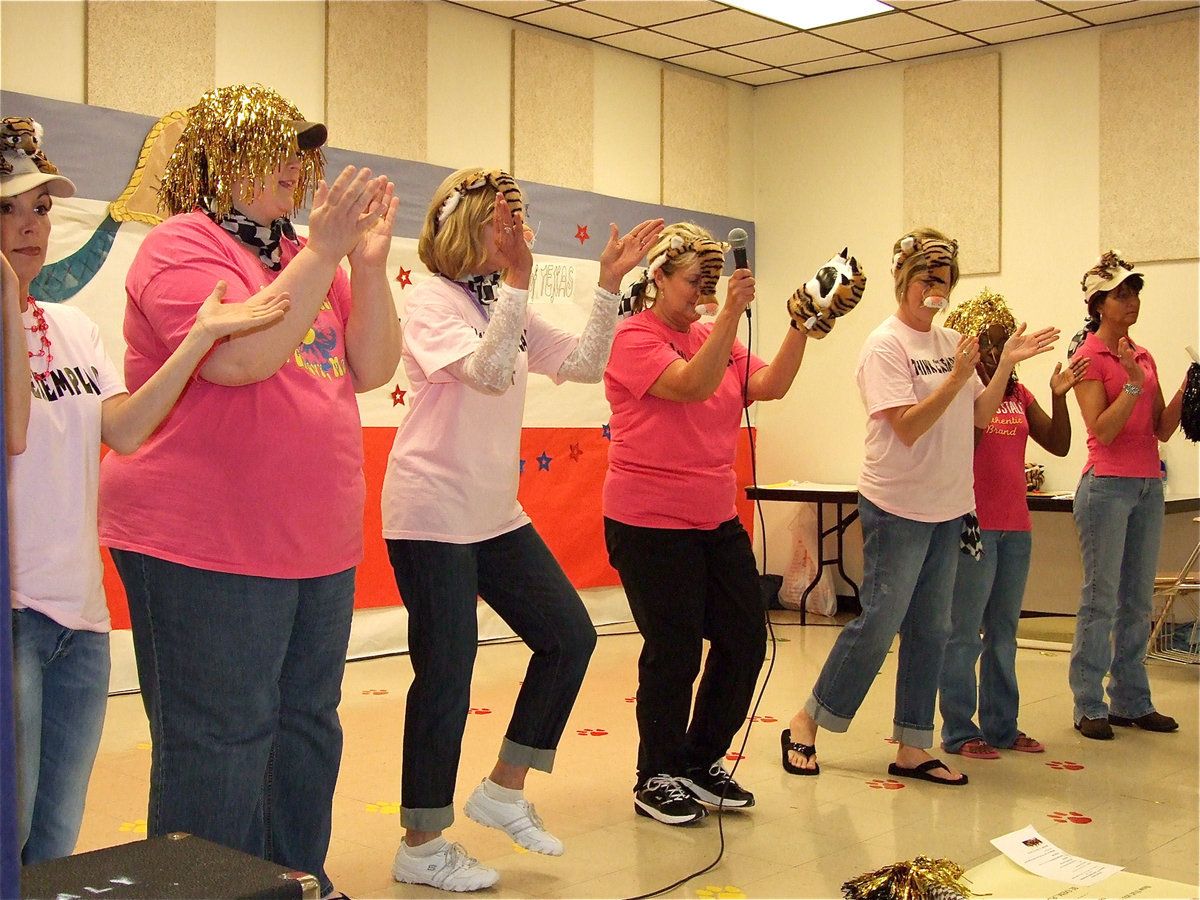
891, 226, 959, 303
417, 167, 522, 280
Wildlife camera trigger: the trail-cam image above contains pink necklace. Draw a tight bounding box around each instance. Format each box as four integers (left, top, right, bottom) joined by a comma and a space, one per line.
26, 297, 53, 381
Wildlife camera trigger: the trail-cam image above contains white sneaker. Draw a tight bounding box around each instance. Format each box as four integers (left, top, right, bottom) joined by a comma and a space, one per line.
463, 780, 565, 856
392, 839, 499, 892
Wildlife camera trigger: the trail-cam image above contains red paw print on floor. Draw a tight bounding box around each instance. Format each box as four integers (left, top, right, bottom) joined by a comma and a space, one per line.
361, 688, 388, 695
883, 737, 899, 744
867, 778, 905, 790
468, 708, 492, 715
577, 728, 609, 736
1046, 760, 1085, 770
748, 715, 777, 723
726, 752, 745, 762
1048, 810, 1092, 824
625, 697, 637, 703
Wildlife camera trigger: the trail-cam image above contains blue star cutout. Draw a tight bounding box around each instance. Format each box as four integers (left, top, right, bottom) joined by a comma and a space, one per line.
602, 423, 611, 440
537, 451, 552, 471
519, 458, 526, 474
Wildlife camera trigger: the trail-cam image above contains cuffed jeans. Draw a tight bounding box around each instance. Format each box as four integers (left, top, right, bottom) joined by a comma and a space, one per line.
939, 529, 1032, 752
805, 496, 959, 748
387, 524, 596, 833
1070, 472, 1164, 724
604, 517, 766, 785
110, 550, 354, 896
11, 608, 110, 864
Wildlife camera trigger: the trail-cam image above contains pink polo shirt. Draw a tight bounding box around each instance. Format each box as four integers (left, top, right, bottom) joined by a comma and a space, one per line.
1072, 331, 1161, 478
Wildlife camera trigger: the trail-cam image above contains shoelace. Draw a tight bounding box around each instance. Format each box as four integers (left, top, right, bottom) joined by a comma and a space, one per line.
441, 842, 479, 871
645, 774, 691, 801
520, 800, 547, 831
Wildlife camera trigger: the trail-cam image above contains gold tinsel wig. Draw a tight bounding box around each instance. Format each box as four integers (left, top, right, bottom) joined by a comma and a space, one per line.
159, 84, 326, 219
944, 286, 1016, 339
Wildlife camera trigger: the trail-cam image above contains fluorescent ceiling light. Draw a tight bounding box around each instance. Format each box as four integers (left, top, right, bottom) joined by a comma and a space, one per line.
726, 0, 892, 30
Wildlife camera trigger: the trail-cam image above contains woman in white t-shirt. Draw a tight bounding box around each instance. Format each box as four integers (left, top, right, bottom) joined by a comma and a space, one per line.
1, 116, 287, 865
781, 228, 1056, 786
382, 168, 662, 892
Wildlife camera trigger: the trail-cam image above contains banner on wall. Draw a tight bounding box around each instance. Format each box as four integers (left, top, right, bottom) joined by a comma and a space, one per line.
1, 89, 758, 640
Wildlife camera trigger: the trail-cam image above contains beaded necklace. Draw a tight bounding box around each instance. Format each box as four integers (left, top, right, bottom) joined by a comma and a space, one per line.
25, 297, 52, 381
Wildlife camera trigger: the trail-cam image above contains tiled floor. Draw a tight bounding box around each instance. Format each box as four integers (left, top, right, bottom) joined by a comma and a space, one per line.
76, 614, 1199, 898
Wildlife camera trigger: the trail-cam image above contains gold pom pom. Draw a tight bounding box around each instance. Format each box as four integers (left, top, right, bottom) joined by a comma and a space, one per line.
944, 286, 1016, 339
160, 83, 325, 219
842, 856, 978, 900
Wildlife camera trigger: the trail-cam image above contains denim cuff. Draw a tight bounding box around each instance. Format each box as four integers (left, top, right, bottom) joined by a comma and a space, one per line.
400, 803, 454, 832
805, 694, 852, 734
893, 723, 934, 748
499, 737, 556, 773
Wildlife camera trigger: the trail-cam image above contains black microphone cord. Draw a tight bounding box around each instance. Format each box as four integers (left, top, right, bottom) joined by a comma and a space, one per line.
622, 296, 778, 900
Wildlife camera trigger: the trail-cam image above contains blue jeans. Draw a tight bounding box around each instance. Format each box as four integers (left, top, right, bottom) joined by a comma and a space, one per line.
387, 524, 597, 833
1070, 472, 1164, 723
11, 608, 110, 864
805, 496, 959, 748
110, 551, 354, 896
939, 530, 1032, 751
605, 517, 766, 784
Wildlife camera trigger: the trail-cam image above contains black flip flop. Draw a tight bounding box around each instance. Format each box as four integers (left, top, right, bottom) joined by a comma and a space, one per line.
887, 758, 968, 786
781, 729, 819, 776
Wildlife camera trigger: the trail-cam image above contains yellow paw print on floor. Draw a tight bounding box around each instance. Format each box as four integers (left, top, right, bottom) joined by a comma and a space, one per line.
366, 801, 401, 815
136, 741, 152, 751
697, 886, 746, 899
119, 820, 147, 833
512, 843, 528, 854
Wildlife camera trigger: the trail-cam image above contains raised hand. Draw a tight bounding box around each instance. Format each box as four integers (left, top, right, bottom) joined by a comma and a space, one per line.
953, 333, 980, 381
1050, 354, 1089, 396
722, 268, 755, 318
348, 179, 398, 270
599, 219, 665, 293
494, 192, 533, 287
306, 166, 389, 263
1000, 323, 1059, 366
192, 281, 291, 342
1117, 336, 1144, 386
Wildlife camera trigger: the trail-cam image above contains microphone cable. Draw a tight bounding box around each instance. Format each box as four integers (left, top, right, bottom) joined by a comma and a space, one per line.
622, 293, 780, 900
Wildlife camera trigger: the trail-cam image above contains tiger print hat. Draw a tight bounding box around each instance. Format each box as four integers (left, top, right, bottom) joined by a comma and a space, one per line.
0, 117, 76, 199
419, 168, 528, 280
159, 84, 326, 219
625, 222, 728, 314
891, 228, 959, 301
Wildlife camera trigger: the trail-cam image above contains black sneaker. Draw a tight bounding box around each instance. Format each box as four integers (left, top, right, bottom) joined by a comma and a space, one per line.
634, 774, 708, 825
679, 761, 755, 808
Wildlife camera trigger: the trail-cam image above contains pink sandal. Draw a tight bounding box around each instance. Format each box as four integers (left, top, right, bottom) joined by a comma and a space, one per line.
1009, 732, 1045, 753
952, 738, 1000, 759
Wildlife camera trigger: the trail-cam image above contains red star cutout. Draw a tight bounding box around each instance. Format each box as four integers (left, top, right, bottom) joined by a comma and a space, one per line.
575, 225, 589, 244
390, 385, 406, 406
569, 443, 583, 461
395, 267, 412, 287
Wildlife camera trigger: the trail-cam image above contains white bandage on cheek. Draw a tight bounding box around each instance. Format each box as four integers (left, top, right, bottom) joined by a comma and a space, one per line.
922, 295, 949, 309
697, 302, 718, 316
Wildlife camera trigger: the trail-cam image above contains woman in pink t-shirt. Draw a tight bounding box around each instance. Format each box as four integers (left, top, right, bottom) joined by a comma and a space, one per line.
938, 289, 1086, 761
1068, 252, 1187, 741
783, 229, 1057, 786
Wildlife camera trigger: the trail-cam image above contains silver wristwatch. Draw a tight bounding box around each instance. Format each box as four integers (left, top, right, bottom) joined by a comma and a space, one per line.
1122, 382, 1143, 396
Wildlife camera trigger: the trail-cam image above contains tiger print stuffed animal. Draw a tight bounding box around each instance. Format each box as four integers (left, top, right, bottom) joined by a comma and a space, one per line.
0, 116, 59, 178
437, 169, 524, 228
786, 248, 866, 338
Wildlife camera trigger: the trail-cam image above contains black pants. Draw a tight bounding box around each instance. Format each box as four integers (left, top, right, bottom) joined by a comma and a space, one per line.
604, 516, 766, 785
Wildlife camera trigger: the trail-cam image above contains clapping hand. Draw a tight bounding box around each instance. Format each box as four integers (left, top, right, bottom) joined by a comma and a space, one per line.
599, 219, 665, 294
1050, 355, 1089, 396
193, 281, 291, 342
1000, 323, 1059, 366
307, 166, 390, 264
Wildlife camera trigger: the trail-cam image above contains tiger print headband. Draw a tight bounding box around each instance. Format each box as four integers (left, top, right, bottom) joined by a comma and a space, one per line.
436, 169, 523, 230
891, 233, 959, 277
645, 235, 729, 299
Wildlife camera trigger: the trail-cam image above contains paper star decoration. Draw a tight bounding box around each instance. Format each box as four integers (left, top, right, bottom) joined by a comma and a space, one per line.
391, 385, 406, 406
537, 451, 552, 471
575, 225, 589, 244
602, 423, 611, 440
569, 443, 583, 461
519, 458, 526, 474
395, 267, 412, 287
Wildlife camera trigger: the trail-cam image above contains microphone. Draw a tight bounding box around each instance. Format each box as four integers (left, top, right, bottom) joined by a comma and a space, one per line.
728, 227, 751, 319
729, 227, 749, 271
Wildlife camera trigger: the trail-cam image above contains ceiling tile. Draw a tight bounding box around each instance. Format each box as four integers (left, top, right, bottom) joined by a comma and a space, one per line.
883, 0, 951, 8
873, 32, 984, 59
666, 49, 763, 76
970, 13, 1089, 43
729, 68, 803, 85
596, 28, 706, 58
574, 0, 723, 27
451, 0, 556, 16
786, 50, 887, 75
1074, 0, 1198, 23
910, 0, 1057, 31
516, 4, 627, 37
1041, 1, 1131, 9
726, 31, 849, 65
811, 10, 954, 49
653, 9, 795, 47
